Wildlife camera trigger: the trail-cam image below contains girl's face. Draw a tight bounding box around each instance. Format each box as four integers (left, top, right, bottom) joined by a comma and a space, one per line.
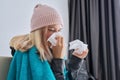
46, 24, 62, 40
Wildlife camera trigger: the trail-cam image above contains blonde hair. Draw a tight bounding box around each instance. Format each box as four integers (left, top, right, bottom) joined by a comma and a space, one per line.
10, 27, 53, 61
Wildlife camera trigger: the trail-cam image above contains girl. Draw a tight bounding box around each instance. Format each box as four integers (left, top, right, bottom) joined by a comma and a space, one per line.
7, 4, 89, 80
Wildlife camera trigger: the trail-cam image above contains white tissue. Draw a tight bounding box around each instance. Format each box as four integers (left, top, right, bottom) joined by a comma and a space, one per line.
47, 32, 62, 46
69, 39, 88, 54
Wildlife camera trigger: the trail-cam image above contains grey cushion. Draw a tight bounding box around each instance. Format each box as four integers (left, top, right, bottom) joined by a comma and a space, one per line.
0, 56, 12, 80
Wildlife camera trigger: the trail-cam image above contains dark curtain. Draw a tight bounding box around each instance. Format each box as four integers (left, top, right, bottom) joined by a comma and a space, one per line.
68, 0, 120, 80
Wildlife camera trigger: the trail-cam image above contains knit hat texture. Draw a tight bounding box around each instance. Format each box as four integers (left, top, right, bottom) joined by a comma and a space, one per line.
30, 4, 63, 32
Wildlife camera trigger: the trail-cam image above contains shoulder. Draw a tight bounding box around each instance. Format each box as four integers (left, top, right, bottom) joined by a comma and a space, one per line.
9, 34, 28, 47
9, 34, 34, 52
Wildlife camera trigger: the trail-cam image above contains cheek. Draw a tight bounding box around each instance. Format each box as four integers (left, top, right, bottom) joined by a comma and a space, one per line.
46, 32, 53, 40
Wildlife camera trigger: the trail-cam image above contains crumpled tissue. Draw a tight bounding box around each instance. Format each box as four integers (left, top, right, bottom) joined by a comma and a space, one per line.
47, 32, 62, 47
69, 39, 88, 54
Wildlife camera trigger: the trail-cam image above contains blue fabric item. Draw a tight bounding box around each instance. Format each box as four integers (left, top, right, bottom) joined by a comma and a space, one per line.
7, 46, 56, 80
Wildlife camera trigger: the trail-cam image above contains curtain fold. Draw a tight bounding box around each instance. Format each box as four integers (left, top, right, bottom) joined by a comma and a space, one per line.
68, 0, 120, 80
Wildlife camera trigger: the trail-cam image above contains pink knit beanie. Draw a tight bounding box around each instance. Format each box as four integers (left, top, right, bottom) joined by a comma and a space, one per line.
30, 4, 64, 32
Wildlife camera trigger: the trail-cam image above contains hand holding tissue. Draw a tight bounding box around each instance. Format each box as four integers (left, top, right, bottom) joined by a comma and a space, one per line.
69, 39, 88, 54
47, 32, 62, 47
47, 32, 66, 59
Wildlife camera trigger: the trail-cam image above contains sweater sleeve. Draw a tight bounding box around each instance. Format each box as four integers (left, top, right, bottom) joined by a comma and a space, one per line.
50, 55, 89, 80
10, 46, 16, 56
50, 59, 65, 80
68, 55, 89, 80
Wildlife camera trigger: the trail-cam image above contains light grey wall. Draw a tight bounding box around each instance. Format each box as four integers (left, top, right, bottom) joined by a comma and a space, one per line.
0, 0, 69, 56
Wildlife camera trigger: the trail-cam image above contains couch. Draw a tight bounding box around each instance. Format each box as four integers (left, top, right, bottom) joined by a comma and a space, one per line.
0, 56, 12, 80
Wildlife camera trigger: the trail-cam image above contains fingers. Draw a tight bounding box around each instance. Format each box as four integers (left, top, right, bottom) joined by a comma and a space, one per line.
61, 37, 64, 47
73, 49, 89, 59
56, 36, 61, 45
83, 49, 89, 53
52, 36, 65, 59
56, 36, 64, 46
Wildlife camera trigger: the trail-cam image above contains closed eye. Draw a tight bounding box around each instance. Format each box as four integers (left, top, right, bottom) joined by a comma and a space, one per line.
48, 28, 62, 32
48, 28, 56, 32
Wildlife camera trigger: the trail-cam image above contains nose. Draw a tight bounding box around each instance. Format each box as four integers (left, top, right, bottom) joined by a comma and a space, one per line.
56, 30, 59, 32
